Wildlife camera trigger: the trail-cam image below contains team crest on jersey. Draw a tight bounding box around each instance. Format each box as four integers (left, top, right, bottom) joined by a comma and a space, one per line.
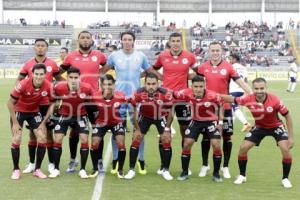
41, 91, 48, 96
220, 69, 227, 75
79, 93, 86, 99
46, 66, 52, 72
54, 125, 61, 131
266, 106, 273, 112
182, 58, 188, 64
164, 58, 170, 62
114, 102, 120, 108
156, 100, 163, 105
185, 129, 190, 135
204, 102, 211, 107
92, 56, 98, 62
245, 132, 252, 137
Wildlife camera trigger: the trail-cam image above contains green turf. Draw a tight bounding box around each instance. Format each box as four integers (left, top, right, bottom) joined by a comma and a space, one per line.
0, 79, 299, 200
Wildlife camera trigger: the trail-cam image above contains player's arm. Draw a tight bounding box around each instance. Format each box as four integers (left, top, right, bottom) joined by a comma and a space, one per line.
219, 94, 235, 103
7, 97, 21, 135
283, 112, 294, 149
234, 78, 252, 95
41, 102, 56, 124
217, 103, 224, 133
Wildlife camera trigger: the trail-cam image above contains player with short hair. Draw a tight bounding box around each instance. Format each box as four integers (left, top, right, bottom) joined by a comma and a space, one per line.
153, 32, 197, 175
286, 57, 298, 93
89, 74, 127, 179
8, 63, 52, 180
197, 41, 251, 178
220, 77, 294, 188
229, 54, 251, 131
47, 67, 93, 179
60, 30, 107, 173
102, 31, 160, 175
175, 75, 223, 182
18, 38, 61, 175
124, 72, 174, 180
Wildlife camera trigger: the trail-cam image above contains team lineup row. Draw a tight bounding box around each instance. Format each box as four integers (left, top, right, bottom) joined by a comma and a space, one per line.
7, 31, 294, 188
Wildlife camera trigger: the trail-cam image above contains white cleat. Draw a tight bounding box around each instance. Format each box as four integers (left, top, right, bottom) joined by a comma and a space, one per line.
221, 167, 231, 179
157, 168, 163, 175
11, 169, 21, 180
188, 169, 192, 176
22, 163, 35, 174
198, 165, 210, 177
66, 160, 79, 173
48, 163, 55, 174
124, 169, 136, 180
162, 170, 173, 181
234, 175, 247, 184
282, 178, 292, 188
78, 169, 89, 179
48, 169, 60, 178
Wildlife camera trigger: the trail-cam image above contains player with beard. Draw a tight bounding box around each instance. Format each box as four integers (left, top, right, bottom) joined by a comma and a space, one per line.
220, 78, 294, 188
60, 31, 107, 173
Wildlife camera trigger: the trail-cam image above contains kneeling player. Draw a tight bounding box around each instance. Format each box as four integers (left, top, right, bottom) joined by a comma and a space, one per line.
221, 77, 294, 188
7, 64, 52, 179
124, 73, 174, 181
89, 74, 127, 179
47, 67, 92, 179
175, 76, 223, 182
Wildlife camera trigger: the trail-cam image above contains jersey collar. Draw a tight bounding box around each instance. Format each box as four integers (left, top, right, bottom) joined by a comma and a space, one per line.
34, 56, 47, 64
209, 60, 223, 67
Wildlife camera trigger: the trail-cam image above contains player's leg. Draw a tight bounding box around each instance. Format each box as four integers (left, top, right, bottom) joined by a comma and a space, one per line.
10, 114, 24, 180
67, 128, 79, 173
48, 132, 65, 178
177, 137, 194, 181
234, 132, 257, 185
222, 109, 233, 178
157, 117, 168, 175
89, 131, 101, 178
275, 126, 293, 188
211, 138, 223, 182
199, 133, 210, 177
23, 130, 37, 173
114, 125, 126, 179
157, 117, 173, 180
290, 77, 297, 93
77, 116, 90, 179
110, 136, 119, 174
125, 116, 149, 180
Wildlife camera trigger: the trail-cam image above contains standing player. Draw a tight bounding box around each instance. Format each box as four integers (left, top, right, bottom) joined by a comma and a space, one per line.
60, 30, 107, 173
102, 31, 159, 175
175, 76, 223, 182
47, 67, 93, 179
197, 41, 251, 179
221, 77, 294, 188
229, 54, 251, 130
8, 64, 52, 179
89, 74, 127, 179
286, 57, 298, 93
153, 32, 197, 175
18, 38, 61, 175
124, 73, 174, 180
55, 47, 69, 80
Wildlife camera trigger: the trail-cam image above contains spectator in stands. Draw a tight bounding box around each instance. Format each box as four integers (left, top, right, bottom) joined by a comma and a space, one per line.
56, 47, 69, 79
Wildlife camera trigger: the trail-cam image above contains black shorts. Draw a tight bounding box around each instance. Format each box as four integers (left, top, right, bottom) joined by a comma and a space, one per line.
244, 125, 288, 146
16, 112, 43, 130
85, 104, 98, 125
185, 120, 221, 141
174, 103, 191, 126
92, 123, 125, 138
39, 105, 54, 130
222, 109, 233, 137
54, 115, 89, 135
138, 115, 167, 135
